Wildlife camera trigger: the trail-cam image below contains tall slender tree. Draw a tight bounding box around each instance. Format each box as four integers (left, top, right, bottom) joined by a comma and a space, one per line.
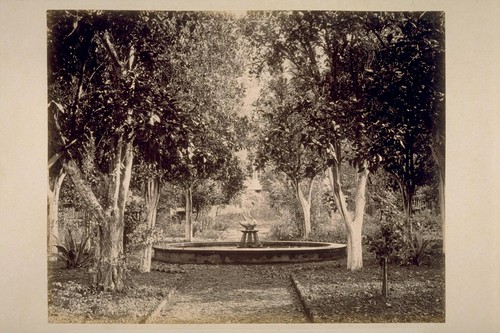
255, 76, 325, 238
162, 12, 246, 241
364, 12, 445, 236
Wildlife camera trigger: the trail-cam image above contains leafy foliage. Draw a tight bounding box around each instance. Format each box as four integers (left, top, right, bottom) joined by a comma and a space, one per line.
255, 76, 325, 179
48, 11, 249, 282
364, 12, 445, 220
364, 222, 403, 266
364, 208, 434, 266
259, 170, 299, 215
125, 223, 171, 251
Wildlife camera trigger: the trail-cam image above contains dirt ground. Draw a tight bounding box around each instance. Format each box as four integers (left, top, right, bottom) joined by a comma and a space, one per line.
48, 252, 444, 324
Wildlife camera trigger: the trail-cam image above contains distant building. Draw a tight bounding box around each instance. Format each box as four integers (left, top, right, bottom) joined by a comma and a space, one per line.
170, 207, 197, 223
245, 164, 262, 192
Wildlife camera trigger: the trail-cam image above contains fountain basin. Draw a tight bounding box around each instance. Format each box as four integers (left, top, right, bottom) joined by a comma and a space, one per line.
153, 241, 346, 264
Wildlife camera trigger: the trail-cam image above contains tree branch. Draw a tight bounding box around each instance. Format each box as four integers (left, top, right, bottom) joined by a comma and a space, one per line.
103, 31, 125, 74
63, 159, 108, 224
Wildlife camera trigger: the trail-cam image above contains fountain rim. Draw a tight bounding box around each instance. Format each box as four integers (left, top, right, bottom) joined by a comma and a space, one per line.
154, 241, 346, 253
153, 241, 347, 264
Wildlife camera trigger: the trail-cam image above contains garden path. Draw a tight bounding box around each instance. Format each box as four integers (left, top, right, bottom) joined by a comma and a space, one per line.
150, 263, 307, 324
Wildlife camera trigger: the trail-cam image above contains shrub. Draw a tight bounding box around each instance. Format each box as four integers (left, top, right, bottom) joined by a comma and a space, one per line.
125, 223, 171, 252
308, 220, 347, 243
268, 211, 301, 240
397, 210, 437, 266
407, 231, 431, 266
197, 229, 223, 240
411, 209, 442, 240
364, 208, 434, 266
196, 215, 233, 233
210, 219, 232, 231
54, 229, 92, 269
362, 213, 383, 240
214, 212, 242, 224
364, 222, 404, 265
164, 222, 184, 238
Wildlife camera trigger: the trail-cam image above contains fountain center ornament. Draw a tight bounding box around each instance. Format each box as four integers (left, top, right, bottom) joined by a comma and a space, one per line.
238, 202, 262, 248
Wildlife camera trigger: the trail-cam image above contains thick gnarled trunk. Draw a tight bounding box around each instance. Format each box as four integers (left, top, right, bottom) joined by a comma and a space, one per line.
63, 139, 134, 292
47, 170, 66, 261
327, 161, 369, 271
140, 177, 161, 273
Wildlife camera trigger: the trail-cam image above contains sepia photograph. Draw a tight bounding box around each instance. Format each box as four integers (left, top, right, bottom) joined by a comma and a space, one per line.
1, 1, 499, 332
46, 9, 445, 324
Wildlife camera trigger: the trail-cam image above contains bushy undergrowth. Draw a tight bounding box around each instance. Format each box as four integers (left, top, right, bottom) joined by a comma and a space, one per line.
270, 221, 301, 240
268, 211, 301, 240
196, 229, 223, 240
308, 220, 347, 243
163, 222, 184, 238
48, 279, 166, 321
268, 211, 348, 243
199, 214, 235, 231
363, 208, 441, 266
267, 205, 441, 266
412, 209, 442, 239
125, 223, 172, 253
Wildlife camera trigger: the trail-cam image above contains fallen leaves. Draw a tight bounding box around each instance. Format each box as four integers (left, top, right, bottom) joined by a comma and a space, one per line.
48, 254, 445, 323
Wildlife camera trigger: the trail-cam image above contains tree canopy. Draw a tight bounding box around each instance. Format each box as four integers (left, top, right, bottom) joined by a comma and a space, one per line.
243, 11, 444, 269
48, 10, 249, 288
48, 10, 445, 279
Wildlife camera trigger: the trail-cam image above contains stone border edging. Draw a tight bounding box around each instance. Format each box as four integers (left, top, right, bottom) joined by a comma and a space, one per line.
290, 273, 315, 323
142, 288, 176, 324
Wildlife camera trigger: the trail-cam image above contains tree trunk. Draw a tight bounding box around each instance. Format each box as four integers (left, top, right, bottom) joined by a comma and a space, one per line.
295, 177, 315, 239
63, 139, 134, 292
382, 257, 388, 297
327, 161, 369, 271
47, 170, 66, 261
431, 144, 445, 253
185, 185, 193, 242
140, 177, 161, 273
437, 173, 445, 252
397, 178, 415, 242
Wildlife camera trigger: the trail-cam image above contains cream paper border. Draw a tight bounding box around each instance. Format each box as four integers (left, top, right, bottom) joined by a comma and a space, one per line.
1, 0, 499, 332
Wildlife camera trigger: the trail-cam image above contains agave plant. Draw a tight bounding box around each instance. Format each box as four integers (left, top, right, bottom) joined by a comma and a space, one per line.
408, 232, 431, 266
53, 229, 92, 269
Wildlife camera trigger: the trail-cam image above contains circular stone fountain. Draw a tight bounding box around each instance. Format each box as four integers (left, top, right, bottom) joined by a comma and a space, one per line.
153, 241, 346, 264
154, 204, 346, 264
